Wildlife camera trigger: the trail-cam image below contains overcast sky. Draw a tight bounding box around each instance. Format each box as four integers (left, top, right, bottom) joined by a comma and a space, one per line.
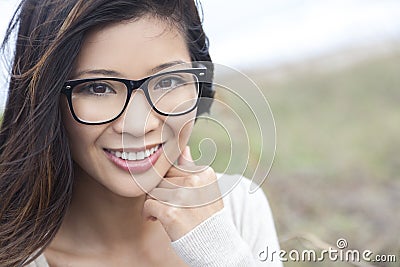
1, 0, 400, 111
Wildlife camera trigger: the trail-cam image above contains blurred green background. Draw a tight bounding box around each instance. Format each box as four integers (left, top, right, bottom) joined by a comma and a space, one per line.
190, 46, 400, 266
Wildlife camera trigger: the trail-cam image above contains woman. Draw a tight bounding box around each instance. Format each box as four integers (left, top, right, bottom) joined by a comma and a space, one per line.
0, 0, 281, 266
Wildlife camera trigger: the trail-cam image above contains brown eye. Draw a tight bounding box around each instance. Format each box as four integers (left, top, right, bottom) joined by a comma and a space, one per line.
153, 75, 185, 91
92, 84, 109, 94
75, 82, 117, 96
159, 79, 172, 88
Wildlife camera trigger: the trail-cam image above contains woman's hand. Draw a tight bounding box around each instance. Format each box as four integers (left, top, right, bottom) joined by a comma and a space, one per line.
142, 146, 224, 241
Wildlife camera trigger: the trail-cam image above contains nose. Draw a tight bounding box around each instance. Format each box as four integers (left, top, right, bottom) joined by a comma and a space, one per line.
111, 90, 161, 137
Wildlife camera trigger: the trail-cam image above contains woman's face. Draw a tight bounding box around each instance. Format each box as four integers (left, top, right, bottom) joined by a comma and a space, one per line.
61, 16, 196, 197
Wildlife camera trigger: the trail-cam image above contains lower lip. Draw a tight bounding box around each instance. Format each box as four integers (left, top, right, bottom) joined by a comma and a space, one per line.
104, 145, 163, 174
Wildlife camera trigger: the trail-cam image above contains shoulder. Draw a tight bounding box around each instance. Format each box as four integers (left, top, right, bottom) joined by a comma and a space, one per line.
216, 173, 280, 256
216, 172, 272, 222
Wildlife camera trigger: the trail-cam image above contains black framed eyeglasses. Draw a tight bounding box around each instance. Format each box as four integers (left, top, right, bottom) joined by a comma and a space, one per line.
61, 67, 207, 125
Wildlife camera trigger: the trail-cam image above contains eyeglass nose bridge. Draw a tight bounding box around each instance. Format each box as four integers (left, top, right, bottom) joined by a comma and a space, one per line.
122, 77, 154, 113
126, 76, 151, 94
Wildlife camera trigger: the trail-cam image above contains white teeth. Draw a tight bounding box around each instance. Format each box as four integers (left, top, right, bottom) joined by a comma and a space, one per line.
109, 145, 160, 161
128, 153, 136, 160
137, 151, 145, 160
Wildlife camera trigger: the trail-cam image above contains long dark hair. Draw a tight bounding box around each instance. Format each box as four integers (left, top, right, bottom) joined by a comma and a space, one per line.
0, 0, 214, 266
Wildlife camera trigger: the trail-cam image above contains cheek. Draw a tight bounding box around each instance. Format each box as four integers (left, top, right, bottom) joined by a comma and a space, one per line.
165, 112, 195, 152
178, 120, 194, 147
63, 122, 87, 165
60, 98, 99, 159
61, 99, 81, 149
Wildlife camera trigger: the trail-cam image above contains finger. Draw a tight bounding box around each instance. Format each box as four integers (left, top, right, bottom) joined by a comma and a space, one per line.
148, 187, 175, 202
158, 177, 186, 188
144, 194, 157, 220
142, 198, 163, 221
148, 186, 204, 207
145, 193, 155, 200
178, 146, 195, 166
159, 175, 204, 188
142, 199, 184, 241
165, 164, 205, 178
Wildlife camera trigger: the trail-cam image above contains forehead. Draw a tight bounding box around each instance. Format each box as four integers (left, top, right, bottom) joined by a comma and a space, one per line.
72, 16, 190, 79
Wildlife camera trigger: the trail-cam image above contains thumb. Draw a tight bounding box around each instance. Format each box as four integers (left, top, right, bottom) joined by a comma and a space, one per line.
178, 146, 194, 166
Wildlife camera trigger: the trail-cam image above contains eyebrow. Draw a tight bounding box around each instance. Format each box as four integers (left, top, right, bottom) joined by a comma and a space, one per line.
73, 69, 123, 78
72, 60, 189, 79
150, 60, 188, 74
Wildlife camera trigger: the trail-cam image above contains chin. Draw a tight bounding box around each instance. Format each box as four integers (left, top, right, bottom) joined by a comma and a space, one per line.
113, 163, 171, 198
111, 172, 163, 198
111, 184, 148, 198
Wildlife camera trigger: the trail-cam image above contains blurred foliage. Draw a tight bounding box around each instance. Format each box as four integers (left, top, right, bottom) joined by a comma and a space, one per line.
190, 48, 400, 266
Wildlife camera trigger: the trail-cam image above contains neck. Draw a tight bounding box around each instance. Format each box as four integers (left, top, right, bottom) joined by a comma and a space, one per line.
55, 165, 156, 252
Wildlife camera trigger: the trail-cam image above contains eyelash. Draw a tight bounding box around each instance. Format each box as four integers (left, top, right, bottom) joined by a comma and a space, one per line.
78, 83, 116, 96
153, 76, 185, 90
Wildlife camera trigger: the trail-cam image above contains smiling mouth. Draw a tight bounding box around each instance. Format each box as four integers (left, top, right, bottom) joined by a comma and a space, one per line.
106, 144, 162, 161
